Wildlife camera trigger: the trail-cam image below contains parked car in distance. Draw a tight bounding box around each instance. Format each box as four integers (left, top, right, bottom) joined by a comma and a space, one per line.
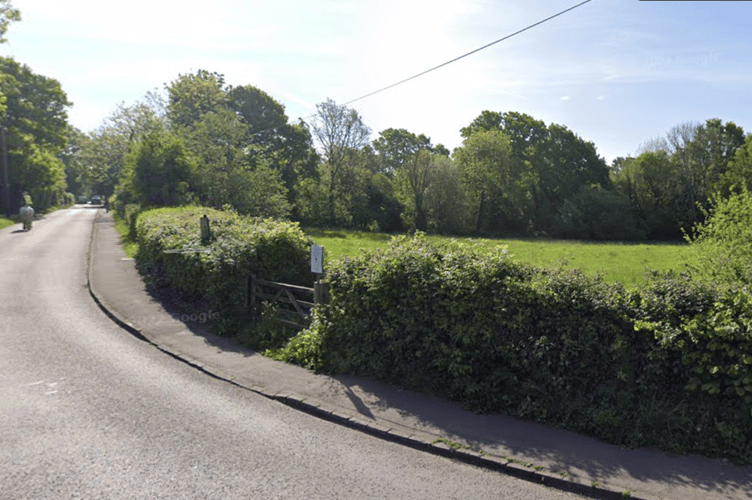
77, 196, 88, 204
90, 196, 102, 206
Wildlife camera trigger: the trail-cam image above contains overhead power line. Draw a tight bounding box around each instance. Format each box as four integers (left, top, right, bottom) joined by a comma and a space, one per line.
342, 0, 593, 107
253, 0, 593, 138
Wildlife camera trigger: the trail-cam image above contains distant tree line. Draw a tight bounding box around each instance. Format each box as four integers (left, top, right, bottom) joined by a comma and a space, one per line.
3, 23, 751, 240
86, 70, 750, 241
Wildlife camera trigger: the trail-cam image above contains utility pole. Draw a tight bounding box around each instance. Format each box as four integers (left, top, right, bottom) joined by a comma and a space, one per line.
1, 127, 10, 217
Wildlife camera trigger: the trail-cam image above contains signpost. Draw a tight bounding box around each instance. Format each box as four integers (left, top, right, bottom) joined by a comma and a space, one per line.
311, 244, 328, 305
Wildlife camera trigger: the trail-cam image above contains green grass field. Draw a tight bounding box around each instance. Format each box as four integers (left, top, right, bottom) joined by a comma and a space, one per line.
304, 229, 691, 287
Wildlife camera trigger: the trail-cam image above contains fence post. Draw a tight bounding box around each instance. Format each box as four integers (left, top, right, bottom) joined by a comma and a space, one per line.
200, 215, 211, 243
314, 279, 329, 306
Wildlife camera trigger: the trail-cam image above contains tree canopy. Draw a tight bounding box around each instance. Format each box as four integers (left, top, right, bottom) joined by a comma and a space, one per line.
0, 0, 20, 44
0, 56, 71, 211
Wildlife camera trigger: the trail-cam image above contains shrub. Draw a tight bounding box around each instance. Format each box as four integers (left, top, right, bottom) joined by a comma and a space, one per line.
686, 189, 752, 286
278, 234, 752, 463
134, 206, 312, 324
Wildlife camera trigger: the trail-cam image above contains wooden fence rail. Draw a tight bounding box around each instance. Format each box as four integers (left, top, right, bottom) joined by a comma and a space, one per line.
247, 275, 328, 330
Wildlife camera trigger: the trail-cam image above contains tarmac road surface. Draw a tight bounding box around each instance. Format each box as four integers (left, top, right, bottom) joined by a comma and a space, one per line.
0, 207, 583, 499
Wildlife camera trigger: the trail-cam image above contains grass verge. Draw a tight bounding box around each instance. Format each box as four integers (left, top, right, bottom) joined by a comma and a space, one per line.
112, 213, 139, 258
0, 216, 15, 231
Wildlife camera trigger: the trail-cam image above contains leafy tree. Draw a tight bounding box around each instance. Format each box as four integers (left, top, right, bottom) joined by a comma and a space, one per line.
184, 108, 248, 207
337, 147, 374, 228
165, 70, 227, 130
269, 119, 320, 199
60, 125, 89, 198
363, 172, 403, 232
422, 154, 469, 234
720, 134, 752, 194
181, 107, 290, 218
232, 161, 291, 219
534, 124, 610, 231
82, 98, 167, 199
641, 119, 746, 233
164, 74, 316, 215
692, 118, 745, 186
395, 150, 434, 231
118, 129, 196, 207
612, 151, 678, 239
460, 110, 548, 222
228, 86, 319, 207
227, 84, 287, 145
310, 98, 371, 224
0, 0, 20, 44
432, 143, 451, 157
454, 128, 516, 232
372, 128, 432, 175
0, 56, 71, 210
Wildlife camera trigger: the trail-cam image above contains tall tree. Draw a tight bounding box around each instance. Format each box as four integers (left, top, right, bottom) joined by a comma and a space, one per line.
460, 111, 546, 231
0, 56, 71, 210
373, 128, 432, 175
453, 129, 513, 232
461, 110, 609, 234
165, 70, 227, 130
310, 98, 370, 223
395, 150, 433, 231
422, 154, 469, 234
118, 129, 196, 208
60, 125, 89, 198
227, 84, 287, 145
720, 134, 752, 194
653, 119, 746, 230
83, 98, 167, 200
612, 151, 677, 239
227, 86, 319, 197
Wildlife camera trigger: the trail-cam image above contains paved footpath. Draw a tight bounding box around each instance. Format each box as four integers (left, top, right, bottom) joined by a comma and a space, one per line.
88, 210, 751, 500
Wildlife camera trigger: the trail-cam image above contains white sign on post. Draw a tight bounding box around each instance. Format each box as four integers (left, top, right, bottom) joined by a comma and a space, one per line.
311, 244, 324, 274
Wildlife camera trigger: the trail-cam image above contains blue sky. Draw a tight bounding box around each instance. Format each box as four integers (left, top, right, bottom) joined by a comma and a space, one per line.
3, 0, 752, 164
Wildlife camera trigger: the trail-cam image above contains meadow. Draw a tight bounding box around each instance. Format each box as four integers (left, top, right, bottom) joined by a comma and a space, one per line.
304, 229, 691, 287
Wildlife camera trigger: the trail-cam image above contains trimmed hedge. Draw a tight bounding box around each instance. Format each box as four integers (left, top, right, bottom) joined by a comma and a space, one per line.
134, 206, 312, 321
277, 234, 752, 463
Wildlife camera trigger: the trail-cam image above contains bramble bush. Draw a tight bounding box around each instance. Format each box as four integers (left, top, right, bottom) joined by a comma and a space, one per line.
276, 234, 752, 463
134, 206, 312, 327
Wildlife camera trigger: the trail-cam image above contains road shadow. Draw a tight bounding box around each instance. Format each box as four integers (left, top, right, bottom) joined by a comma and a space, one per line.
332, 374, 752, 498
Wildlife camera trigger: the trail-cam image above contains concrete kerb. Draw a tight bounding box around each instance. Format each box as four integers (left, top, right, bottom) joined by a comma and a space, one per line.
85, 212, 647, 500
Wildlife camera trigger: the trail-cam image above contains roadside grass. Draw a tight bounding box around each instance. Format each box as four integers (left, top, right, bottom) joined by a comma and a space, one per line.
0, 216, 15, 231
304, 229, 691, 287
112, 213, 139, 258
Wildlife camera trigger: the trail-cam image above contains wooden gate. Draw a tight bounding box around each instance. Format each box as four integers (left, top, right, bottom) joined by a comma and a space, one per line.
247, 275, 327, 330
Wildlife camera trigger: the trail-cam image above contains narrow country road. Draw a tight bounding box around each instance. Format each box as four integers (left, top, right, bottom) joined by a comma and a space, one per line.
0, 207, 582, 499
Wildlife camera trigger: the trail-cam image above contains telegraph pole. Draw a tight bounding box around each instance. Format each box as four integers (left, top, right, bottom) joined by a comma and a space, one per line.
1, 127, 10, 217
